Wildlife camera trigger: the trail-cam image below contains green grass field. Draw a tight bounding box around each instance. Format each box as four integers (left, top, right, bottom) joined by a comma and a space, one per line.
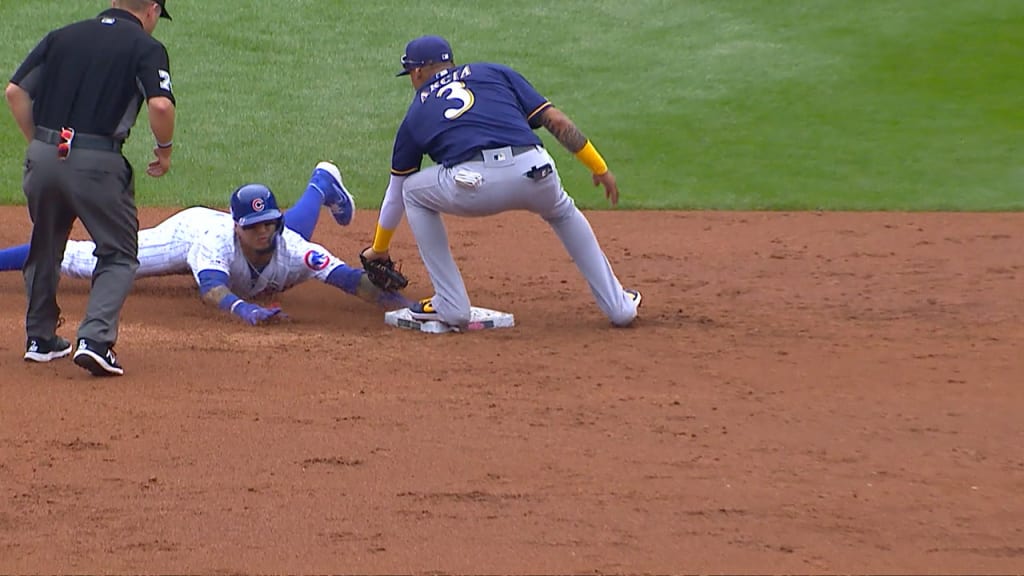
0, 0, 1021, 210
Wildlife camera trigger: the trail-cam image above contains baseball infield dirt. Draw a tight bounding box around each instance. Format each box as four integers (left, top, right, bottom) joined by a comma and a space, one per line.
1, 207, 1021, 573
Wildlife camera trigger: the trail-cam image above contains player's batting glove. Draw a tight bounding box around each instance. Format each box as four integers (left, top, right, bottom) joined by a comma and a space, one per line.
233, 301, 284, 326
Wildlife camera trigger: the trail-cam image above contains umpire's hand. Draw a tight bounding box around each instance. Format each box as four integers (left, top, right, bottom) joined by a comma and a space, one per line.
147, 145, 172, 177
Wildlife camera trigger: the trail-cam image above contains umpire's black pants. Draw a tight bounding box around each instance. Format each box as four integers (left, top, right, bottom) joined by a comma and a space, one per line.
22, 139, 139, 348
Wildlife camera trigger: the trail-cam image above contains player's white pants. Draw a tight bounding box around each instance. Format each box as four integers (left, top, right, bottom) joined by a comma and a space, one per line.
61, 208, 199, 279
402, 146, 637, 327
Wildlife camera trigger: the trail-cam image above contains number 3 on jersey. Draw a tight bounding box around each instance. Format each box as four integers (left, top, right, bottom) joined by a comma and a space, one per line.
438, 82, 474, 120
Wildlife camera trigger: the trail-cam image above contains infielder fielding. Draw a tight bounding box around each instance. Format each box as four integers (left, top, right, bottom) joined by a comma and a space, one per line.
2, 162, 409, 359
360, 35, 641, 329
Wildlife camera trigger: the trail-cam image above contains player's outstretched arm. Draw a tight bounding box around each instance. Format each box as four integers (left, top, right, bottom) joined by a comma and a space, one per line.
320, 260, 412, 310
537, 107, 619, 206
355, 272, 414, 310
196, 270, 284, 326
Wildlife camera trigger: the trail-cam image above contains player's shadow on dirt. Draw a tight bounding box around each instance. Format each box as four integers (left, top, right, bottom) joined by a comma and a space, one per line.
128, 282, 198, 299
638, 308, 719, 329
0, 277, 199, 298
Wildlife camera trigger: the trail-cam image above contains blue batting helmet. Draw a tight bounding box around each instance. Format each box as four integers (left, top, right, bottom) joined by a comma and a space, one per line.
230, 184, 282, 227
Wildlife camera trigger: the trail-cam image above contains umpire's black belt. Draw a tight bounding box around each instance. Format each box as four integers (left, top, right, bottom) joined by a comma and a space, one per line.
34, 126, 123, 152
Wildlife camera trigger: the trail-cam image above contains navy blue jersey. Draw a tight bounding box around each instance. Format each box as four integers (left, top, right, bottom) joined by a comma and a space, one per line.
390, 62, 553, 175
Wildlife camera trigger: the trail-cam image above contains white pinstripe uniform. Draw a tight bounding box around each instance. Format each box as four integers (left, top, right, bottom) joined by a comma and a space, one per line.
59, 207, 346, 299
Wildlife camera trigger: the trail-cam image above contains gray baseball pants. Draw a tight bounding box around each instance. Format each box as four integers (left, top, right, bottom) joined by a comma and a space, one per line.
403, 145, 636, 327
22, 139, 139, 347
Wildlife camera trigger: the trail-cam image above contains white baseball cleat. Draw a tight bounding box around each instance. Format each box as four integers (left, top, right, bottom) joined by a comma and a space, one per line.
611, 289, 642, 327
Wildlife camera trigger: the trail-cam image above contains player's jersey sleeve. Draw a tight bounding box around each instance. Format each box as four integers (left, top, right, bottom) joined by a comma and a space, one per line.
377, 173, 408, 232
279, 230, 345, 286
187, 225, 235, 285
390, 117, 424, 176
497, 64, 552, 128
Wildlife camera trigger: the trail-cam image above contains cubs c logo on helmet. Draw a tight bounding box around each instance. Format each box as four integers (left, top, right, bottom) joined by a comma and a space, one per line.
252, 198, 265, 212
304, 250, 330, 271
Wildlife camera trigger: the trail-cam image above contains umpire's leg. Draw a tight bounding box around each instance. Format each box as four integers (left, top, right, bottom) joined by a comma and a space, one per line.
68, 150, 139, 347
22, 141, 76, 340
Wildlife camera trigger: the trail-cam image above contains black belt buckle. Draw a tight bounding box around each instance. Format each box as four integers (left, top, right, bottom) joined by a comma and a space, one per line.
525, 163, 552, 181
57, 127, 75, 160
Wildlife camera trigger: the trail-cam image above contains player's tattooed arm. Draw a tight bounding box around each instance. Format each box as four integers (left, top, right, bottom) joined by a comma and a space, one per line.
201, 284, 233, 308
354, 273, 381, 302
539, 107, 588, 153
539, 104, 617, 204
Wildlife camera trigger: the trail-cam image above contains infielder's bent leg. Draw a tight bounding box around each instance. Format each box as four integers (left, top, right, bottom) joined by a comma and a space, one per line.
519, 153, 637, 326
542, 196, 637, 326
402, 167, 472, 327
445, 148, 637, 327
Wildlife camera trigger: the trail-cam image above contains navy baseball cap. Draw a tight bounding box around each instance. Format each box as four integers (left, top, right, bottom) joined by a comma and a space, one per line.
153, 0, 172, 20
396, 35, 453, 76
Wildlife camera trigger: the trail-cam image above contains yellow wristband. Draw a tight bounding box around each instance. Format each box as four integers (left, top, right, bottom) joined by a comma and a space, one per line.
371, 223, 396, 253
574, 140, 609, 175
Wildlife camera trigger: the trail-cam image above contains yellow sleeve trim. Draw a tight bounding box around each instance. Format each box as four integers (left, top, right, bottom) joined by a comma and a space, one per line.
391, 167, 419, 176
574, 140, 609, 175
372, 222, 396, 253
527, 101, 552, 121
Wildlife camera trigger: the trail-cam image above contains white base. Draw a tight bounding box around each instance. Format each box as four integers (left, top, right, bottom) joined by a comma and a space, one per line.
385, 306, 515, 334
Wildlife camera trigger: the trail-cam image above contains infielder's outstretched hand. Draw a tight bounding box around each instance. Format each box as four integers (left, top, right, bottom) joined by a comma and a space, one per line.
593, 170, 619, 206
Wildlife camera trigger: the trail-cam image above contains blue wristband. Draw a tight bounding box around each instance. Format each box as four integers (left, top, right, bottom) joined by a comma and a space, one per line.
218, 293, 241, 312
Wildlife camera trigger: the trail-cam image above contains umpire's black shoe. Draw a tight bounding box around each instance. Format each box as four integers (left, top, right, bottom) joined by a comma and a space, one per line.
24, 336, 73, 363
73, 338, 124, 377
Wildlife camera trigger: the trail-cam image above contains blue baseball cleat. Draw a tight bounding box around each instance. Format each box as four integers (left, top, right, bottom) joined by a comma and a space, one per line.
310, 161, 355, 226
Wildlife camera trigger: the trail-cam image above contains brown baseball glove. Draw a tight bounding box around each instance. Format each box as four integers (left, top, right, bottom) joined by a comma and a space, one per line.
359, 249, 409, 291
